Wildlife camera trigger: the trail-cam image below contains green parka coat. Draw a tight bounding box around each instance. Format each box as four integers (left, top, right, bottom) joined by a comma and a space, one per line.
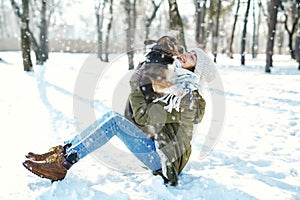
129, 87, 206, 186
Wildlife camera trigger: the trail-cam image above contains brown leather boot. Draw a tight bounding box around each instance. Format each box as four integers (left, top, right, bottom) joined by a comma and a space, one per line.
25, 143, 71, 161
25, 145, 64, 161
23, 152, 76, 182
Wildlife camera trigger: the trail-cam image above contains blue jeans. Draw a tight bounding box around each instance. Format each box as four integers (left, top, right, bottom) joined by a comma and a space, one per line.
64, 111, 161, 171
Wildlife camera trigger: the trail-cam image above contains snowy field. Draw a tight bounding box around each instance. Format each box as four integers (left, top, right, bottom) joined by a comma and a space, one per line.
0, 51, 299, 200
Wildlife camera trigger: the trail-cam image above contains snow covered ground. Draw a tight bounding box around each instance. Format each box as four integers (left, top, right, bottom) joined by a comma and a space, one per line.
0, 51, 299, 200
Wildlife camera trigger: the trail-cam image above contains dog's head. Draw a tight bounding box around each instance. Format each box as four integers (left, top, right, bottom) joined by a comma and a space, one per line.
144, 36, 184, 56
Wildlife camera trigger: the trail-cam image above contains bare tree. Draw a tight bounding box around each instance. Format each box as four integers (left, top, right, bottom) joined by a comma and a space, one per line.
295, 33, 300, 70
228, 0, 240, 58
32, 0, 49, 64
145, 0, 163, 40
41, 1, 48, 61
280, 0, 299, 59
21, 0, 33, 71
256, 0, 267, 55
94, 0, 106, 61
132, 0, 137, 31
94, 0, 114, 62
168, 0, 186, 50
212, 0, 221, 63
124, 0, 136, 70
11, 0, 55, 65
251, 0, 257, 58
10, 0, 32, 70
265, 0, 281, 73
25, 0, 53, 64
195, 0, 207, 49
241, 0, 251, 65
104, 0, 113, 62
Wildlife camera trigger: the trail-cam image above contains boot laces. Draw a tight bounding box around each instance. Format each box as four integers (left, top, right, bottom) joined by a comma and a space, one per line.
45, 153, 61, 164
48, 146, 60, 153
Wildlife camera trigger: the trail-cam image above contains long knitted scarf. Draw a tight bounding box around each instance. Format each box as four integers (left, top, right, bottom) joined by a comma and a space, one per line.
153, 62, 200, 113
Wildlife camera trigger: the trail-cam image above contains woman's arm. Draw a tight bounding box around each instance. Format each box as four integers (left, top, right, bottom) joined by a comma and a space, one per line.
129, 88, 168, 126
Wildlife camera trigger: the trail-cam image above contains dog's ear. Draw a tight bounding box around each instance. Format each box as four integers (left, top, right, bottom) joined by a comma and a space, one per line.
144, 39, 157, 46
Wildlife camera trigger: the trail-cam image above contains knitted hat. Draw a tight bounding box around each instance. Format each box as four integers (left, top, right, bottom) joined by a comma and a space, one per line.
190, 48, 217, 84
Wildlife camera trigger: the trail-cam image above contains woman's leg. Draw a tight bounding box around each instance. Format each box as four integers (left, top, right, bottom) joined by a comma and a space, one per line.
65, 111, 161, 171
64, 111, 114, 148
66, 112, 116, 159
22, 111, 162, 182
114, 113, 161, 171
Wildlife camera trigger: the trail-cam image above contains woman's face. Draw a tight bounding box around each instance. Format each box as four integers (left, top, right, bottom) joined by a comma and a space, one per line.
177, 52, 197, 70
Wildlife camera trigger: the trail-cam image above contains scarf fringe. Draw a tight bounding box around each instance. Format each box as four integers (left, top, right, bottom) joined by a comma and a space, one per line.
153, 93, 185, 112
153, 65, 200, 113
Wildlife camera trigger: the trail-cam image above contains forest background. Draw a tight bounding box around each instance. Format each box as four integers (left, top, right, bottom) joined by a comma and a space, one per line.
0, 0, 299, 72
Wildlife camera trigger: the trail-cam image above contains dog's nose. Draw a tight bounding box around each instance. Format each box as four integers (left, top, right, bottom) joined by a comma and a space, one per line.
178, 46, 185, 54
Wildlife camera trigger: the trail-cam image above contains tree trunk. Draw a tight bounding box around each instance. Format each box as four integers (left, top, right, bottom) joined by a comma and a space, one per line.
133, 0, 137, 31
228, 0, 240, 59
251, 0, 257, 58
21, 0, 33, 71
295, 35, 300, 70
212, 0, 221, 63
278, 27, 284, 55
266, 0, 281, 73
125, 0, 134, 70
10, 0, 35, 68
96, 13, 103, 60
208, 0, 214, 49
195, 0, 207, 49
288, 33, 295, 59
37, 0, 49, 64
280, 2, 299, 59
241, 0, 251, 65
168, 0, 186, 50
104, 0, 113, 62
256, 1, 263, 56
95, 0, 105, 61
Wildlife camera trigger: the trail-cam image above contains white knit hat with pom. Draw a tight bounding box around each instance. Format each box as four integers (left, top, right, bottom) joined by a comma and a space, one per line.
190, 48, 217, 84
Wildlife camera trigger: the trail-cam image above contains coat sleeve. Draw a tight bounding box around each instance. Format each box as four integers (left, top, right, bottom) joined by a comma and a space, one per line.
191, 90, 206, 124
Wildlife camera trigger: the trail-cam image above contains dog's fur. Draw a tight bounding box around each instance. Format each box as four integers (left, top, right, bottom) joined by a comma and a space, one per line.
142, 63, 175, 93
144, 36, 183, 57
125, 36, 182, 138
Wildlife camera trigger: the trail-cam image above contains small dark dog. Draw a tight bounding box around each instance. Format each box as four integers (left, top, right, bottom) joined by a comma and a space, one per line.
125, 35, 183, 138
138, 35, 183, 102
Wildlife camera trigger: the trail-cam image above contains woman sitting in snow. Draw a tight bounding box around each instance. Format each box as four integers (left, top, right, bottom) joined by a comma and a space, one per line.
23, 48, 216, 186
